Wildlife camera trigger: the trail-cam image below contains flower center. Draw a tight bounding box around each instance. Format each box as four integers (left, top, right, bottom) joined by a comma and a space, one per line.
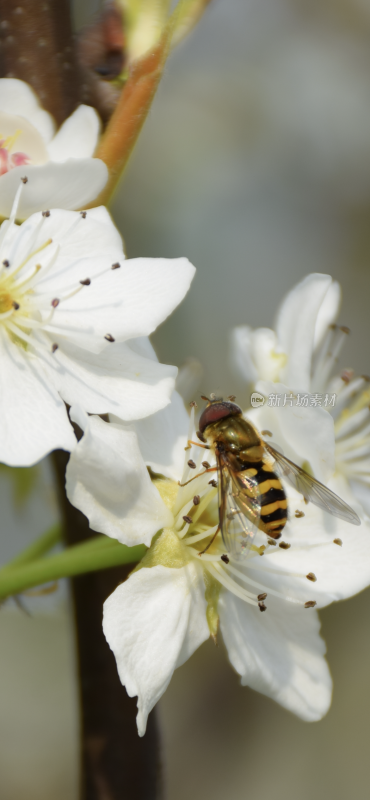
0, 130, 30, 175
0, 290, 13, 313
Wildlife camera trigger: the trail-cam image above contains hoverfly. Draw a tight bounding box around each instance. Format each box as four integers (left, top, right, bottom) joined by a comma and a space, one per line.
196, 396, 360, 558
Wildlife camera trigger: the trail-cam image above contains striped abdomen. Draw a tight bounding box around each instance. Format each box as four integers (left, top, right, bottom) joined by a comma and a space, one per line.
242, 459, 287, 537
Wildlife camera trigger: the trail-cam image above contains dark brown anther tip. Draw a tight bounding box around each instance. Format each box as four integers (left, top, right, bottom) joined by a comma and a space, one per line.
80, 278, 91, 286
209, 480, 217, 487
258, 602, 267, 612
304, 601, 317, 609
51, 298, 59, 308
2, 260, 9, 267
12, 301, 19, 310
51, 343, 58, 353
21, 176, 28, 184
279, 542, 291, 550
80, 211, 87, 218
202, 461, 210, 469
111, 262, 120, 269
193, 495, 201, 505
187, 459, 196, 469
257, 593, 267, 601
221, 554, 229, 564
295, 510, 305, 518
183, 515, 193, 525
42, 210, 50, 217
104, 334, 115, 342
333, 538, 343, 546
306, 572, 317, 582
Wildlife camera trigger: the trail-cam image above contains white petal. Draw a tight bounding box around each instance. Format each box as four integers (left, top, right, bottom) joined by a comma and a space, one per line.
313, 280, 341, 350
0, 329, 75, 466
0, 78, 55, 142
276, 274, 334, 391
251, 381, 336, 482
127, 390, 188, 480
0, 160, 108, 219
66, 416, 173, 546
219, 592, 332, 721
103, 563, 209, 735
229, 326, 259, 384
47, 338, 177, 420
47, 105, 101, 161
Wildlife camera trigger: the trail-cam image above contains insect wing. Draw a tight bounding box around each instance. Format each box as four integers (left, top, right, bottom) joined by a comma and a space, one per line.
217, 452, 262, 558
266, 445, 361, 526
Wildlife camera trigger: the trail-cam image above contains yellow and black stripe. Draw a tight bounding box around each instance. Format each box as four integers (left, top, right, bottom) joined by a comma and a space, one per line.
241, 460, 287, 538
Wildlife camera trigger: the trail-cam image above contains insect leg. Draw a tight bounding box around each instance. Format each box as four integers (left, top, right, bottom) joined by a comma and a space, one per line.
198, 526, 220, 556
178, 467, 217, 487
186, 439, 210, 450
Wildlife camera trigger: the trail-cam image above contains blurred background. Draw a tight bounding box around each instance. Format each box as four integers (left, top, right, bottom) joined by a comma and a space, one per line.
2, 0, 370, 797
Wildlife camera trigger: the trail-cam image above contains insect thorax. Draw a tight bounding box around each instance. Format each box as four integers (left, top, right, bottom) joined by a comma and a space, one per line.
206, 415, 262, 457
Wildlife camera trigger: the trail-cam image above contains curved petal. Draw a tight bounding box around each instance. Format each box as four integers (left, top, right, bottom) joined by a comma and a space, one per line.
66, 416, 173, 546
229, 326, 259, 384
46, 338, 177, 420
103, 563, 209, 735
219, 591, 332, 722
276, 274, 334, 391
313, 280, 341, 350
0, 329, 75, 466
0, 160, 108, 219
0, 78, 55, 142
47, 105, 101, 161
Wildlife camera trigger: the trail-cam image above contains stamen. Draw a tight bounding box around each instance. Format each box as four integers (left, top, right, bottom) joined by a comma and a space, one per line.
42, 210, 50, 218
207, 563, 259, 606
187, 459, 196, 469
104, 334, 115, 342
333, 538, 342, 546
304, 601, 317, 609
51, 343, 58, 353
111, 262, 120, 270
79, 278, 91, 286
306, 572, 317, 582
224, 561, 303, 604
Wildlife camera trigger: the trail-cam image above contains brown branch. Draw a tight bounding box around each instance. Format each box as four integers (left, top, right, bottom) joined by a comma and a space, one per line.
0, 0, 84, 125
53, 450, 163, 800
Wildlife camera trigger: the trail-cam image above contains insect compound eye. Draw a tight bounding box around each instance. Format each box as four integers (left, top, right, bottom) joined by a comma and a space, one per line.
198, 400, 242, 433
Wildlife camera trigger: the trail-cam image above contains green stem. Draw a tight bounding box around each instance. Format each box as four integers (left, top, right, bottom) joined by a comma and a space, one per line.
0, 523, 62, 573
0, 535, 146, 600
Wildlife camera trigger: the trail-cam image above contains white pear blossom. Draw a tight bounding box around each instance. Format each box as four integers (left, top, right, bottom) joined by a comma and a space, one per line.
65, 391, 370, 736
0, 78, 108, 218
230, 273, 370, 513
0, 181, 195, 466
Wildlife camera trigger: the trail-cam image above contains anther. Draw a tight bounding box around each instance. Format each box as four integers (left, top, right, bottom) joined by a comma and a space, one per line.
333, 538, 343, 546
183, 515, 193, 524
341, 369, 353, 384
51, 343, 58, 353
104, 334, 115, 342
221, 554, 229, 564
258, 601, 267, 612
197, 430, 206, 443
12, 301, 19, 310
202, 461, 210, 469
304, 601, 317, 609
306, 572, 317, 582
279, 542, 291, 549
2, 259, 9, 267
80, 211, 87, 219
228, 395, 236, 401
340, 325, 350, 335
189, 400, 197, 408
187, 459, 196, 469
111, 262, 120, 269
257, 593, 267, 601
209, 479, 217, 487
51, 298, 59, 308
267, 538, 277, 546
295, 510, 305, 518
261, 429, 273, 437
193, 495, 201, 505
21, 176, 28, 183
79, 278, 91, 286
42, 210, 50, 217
